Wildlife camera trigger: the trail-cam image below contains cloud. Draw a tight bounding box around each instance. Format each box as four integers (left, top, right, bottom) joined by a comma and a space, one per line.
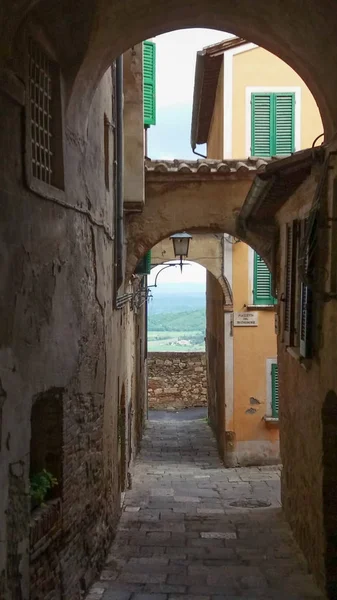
147, 28, 233, 160
148, 261, 206, 284
154, 29, 233, 108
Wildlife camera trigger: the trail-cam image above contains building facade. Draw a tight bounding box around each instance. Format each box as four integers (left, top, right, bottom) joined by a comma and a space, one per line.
0, 30, 153, 600
3, 2, 337, 596
191, 37, 323, 465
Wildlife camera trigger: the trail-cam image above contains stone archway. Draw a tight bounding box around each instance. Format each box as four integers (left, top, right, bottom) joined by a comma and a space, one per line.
126, 159, 274, 280
65, 0, 335, 136
150, 234, 233, 306
2, 1, 336, 136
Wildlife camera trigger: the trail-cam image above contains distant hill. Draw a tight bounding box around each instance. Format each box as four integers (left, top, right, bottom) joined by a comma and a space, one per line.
148, 309, 205, 332
148, 283, 205, 315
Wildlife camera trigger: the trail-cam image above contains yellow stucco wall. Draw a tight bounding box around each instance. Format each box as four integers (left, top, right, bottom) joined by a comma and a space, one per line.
205, 49, 290, 463
231, 46, 323, 158
207, 62, 224, 159
232, 242, 278, 456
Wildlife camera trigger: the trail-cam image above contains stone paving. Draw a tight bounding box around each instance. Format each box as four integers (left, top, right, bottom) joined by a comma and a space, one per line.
85, 415, 325, 600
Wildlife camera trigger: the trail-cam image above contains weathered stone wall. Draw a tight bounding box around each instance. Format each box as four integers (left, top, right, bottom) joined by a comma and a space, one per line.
1, 0, 337, 139
0, 30, 147, 600
275, 161, 337, 595
2, 3, 337, 597
29, 500, 62, 600
205, 272, 226, 459
127, 168, 270, 281
148, 352, 207, 410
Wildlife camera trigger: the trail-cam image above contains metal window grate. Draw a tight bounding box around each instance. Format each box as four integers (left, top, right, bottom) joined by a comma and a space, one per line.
28, 38, 54, 185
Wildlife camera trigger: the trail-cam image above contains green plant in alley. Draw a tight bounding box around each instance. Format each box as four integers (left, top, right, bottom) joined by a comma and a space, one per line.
30, 469, 58, 507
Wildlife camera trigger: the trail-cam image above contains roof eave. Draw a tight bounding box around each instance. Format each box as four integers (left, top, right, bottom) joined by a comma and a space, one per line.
239, 147, 326, 225
239, 176, 275, 224
190, 51, 205, 151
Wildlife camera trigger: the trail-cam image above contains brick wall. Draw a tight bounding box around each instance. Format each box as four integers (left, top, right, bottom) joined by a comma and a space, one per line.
148, 352, 207, 410
30, 500, 62, 600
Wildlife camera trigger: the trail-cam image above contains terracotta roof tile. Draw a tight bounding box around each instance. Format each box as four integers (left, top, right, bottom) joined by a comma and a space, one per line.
145, 157, 273, 178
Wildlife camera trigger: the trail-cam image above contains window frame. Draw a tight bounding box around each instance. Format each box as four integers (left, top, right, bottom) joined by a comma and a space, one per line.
135, 250, 152, 275
245, 86, 301, 157
252, 250, 277, 306
299, 217, 316, 358
265, 358, 279, 420
282, 221, 299, 345
24, 32, 65, 202
282, 218, 315, 360
143, 40, 156, 127
271, 362, 279, 418
251, 91, 295, 157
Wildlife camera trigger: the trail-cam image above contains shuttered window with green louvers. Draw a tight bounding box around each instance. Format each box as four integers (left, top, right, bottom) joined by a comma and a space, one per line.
253, 252, 276, 305
251, 94, 272, 157
283, 221, 298, 346
271, 363, 279, 418
143, 41, 156, 126
299, 217, 316, 358
300, 281, 313, 357
251, 92, 295, 157
135, 250, 152, 275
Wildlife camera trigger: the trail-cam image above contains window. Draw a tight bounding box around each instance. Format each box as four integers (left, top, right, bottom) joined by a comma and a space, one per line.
27, 37, 64, 192
143, 41, 156, 126
135, 250, 152, 275
266, 358, 279, 419
282, 218, 315, 358
30, 388, 63, 509
251, 92, 295, 157
300, 280, 313, 358
271, 362, 279, 418
253, 252, 276, 305
299, 218, 316, 358
283, 221, 298, 345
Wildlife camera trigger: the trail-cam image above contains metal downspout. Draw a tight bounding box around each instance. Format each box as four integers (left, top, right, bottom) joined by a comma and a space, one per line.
116, 56, 124, 291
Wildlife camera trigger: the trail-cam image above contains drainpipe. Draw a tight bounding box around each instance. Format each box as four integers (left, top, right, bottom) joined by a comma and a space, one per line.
116, 55, 124, 291
192, 146, 207, 159
145, 275, 149, 420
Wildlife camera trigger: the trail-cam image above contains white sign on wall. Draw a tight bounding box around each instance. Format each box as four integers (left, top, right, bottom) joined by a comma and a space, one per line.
234, 312, 258, 327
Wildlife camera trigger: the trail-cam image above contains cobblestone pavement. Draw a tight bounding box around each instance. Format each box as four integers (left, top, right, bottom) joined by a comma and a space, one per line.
86, 416, 325, 600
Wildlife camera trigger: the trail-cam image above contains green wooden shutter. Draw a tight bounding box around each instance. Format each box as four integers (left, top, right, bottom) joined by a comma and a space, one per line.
271, 363, 279, 418
275, 93, 295, 155
299, 218, 314, 358
251, 92, 295, 156
284, 222, 297, 345
251, 94, 273, 157
253, 252, 276, 305
143, 41, 156, 126
300, 282, 313, 358
135, 250, 152, 275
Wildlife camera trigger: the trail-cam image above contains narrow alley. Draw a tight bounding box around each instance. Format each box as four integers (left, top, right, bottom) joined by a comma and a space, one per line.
85, 414, 324, 600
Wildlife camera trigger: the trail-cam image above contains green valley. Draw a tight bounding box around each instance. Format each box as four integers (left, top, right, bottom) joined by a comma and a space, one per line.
147, 283, 206, 352
148, 309, 205, 351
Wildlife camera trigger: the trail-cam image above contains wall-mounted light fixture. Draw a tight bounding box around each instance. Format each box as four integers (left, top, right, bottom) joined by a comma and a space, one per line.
224, 234, 240, 245
169, 232, 192, 272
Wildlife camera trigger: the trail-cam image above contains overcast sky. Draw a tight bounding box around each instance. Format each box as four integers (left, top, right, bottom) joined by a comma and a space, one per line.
148, 28, 231, 161
147, 28, 231, 285
148, 261, 206, 285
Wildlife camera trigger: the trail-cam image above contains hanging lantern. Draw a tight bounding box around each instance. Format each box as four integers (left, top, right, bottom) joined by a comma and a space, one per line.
169, 232, 192, 272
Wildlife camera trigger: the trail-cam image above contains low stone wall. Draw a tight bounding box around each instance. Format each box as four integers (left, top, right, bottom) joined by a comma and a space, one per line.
148, 352, 207, 410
